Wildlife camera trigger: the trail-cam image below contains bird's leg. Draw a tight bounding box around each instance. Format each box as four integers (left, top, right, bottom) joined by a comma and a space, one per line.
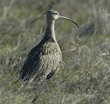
46, 71, 55, 80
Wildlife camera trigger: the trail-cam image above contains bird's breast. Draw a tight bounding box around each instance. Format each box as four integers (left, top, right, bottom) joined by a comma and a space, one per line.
38, 42, 62, 74
41, 42, 62, 56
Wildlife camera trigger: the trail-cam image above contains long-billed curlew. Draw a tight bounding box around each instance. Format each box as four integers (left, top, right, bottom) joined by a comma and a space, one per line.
19, 10, 79, 82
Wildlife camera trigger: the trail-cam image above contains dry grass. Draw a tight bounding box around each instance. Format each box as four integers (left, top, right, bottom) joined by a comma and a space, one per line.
0, 0, 110, 104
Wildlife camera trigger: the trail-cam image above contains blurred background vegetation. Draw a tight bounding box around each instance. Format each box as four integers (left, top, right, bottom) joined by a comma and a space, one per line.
0, 0, 110, 104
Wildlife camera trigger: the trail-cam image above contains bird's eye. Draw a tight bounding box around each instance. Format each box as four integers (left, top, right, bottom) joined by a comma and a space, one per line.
52, 13, 58, 15
54, 13, 57, 15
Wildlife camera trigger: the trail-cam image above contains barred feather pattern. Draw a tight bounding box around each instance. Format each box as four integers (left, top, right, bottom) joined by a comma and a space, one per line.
19, 40, 62, 81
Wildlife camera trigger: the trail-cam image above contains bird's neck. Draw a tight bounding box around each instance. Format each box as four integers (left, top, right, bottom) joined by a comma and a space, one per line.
43, 20, 57, 42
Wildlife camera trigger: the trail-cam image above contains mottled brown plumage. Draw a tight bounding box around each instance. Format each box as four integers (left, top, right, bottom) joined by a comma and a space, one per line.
19, 10, 79, 82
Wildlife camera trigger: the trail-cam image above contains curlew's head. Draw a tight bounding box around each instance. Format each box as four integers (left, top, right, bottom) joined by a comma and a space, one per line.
46, 10, 59, 21
46, 10, 79, 28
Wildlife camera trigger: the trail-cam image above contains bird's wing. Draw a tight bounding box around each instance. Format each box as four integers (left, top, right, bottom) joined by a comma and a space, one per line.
19, 46, 40, 80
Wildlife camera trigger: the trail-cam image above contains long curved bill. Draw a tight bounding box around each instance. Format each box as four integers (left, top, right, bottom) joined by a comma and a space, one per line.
59, 16, 79, 28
